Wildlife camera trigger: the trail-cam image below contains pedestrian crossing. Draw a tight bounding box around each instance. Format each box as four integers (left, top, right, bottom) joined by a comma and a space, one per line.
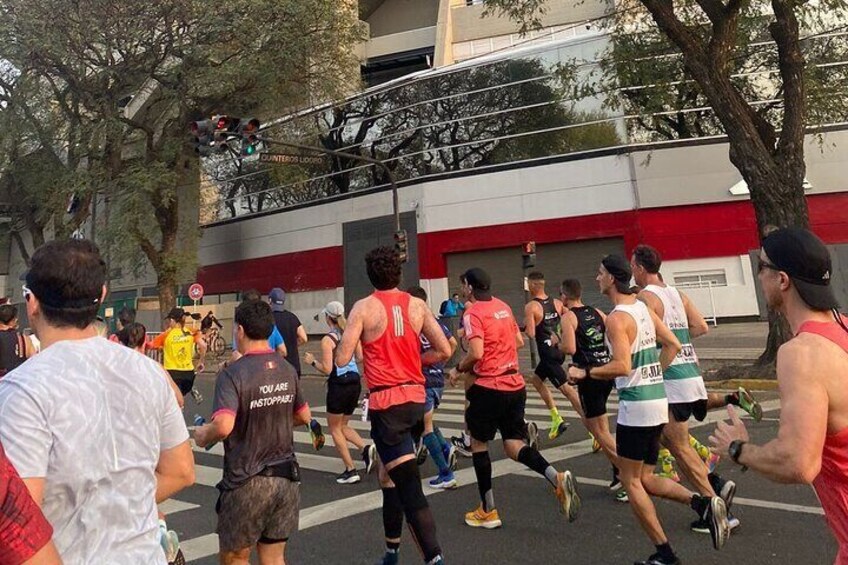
165, 384, 618, 563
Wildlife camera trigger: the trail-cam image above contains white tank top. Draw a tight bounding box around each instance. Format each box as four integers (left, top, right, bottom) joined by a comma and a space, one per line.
606, 300, 668, 427
643, 285, 707, 404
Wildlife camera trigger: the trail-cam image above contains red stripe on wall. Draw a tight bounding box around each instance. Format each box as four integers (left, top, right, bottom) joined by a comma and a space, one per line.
197, 246, 343, 294
198, 193, 848, 291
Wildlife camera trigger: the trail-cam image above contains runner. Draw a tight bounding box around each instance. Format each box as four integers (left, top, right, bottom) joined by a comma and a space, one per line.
568, 255, 729, 564
631, 244, 743, 530
230, 290, 286, 364
523, 271, 583, 440
560, 278, 620, 490
150, 307, 208, 402
0, 440, 61, 565
304, 301, 376, 484
195, 298, 314, 565
448, 267, 580, 529
0, 238, 195, 562
335, 246, 450, 565
0, 304, 33, 378
270, 288, 307, 377
710, 227, 848, 565
407, 286, 458, 489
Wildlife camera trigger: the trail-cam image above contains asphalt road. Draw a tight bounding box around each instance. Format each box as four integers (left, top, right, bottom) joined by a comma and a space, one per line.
166, 373, 837, 564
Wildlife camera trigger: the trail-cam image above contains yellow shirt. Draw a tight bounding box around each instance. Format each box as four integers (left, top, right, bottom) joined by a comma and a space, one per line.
152, 327, 200, 371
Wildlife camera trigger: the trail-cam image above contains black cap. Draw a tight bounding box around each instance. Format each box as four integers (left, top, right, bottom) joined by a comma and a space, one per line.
763, 227, 838, 310
602, 255, 635, 294
462, 268, 491, 291
167, 307, 187, 321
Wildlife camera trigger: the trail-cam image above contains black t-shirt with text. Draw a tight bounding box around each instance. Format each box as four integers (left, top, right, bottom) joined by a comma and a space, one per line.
212, 351, 306, 489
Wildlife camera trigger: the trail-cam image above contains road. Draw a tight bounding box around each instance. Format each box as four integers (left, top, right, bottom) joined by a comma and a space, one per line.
166, 373, 837, 564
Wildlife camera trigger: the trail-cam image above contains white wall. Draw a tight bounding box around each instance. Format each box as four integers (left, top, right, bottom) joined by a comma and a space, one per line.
660, 255, 760, 319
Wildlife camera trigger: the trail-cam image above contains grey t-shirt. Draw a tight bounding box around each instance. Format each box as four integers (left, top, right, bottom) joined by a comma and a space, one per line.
213, 351, 306, 490
0, 337, 188, 564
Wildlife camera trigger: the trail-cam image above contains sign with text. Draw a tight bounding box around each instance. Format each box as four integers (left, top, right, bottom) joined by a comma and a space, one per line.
259, 152, 324, 165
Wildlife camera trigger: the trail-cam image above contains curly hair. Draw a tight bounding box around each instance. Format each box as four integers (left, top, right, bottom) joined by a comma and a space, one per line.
365, 246, 402, 290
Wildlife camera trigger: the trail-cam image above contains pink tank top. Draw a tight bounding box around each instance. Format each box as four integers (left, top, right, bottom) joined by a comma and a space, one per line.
798, 317, 848, 564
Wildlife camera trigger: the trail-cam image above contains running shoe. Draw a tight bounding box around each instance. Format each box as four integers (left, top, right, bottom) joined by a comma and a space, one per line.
615, 489, 629, 503
465, 505, 502, 529
160, 528, 180, 563
377, 550, 399, 565
706, 496, 730, 550
336, 469, 361, 484
309, 419, 325, 451
555, 470, 580, 522
416, 437, 428, 465
190, 388, 203, 404
736, 386, 764, 422
362, 444, 377, 474
709, 474, 737, 509
548, 413, 568, 440
634, 552, 681, 565
444, 444, 458, 472
727, 511, 741, 530
705, 452, 721, 474
170, 549, 186, 565
526, 421, 540, 450
591, 434, 602, 453
609, 467, 622, 491
450, 436, 472, 458
428, 471, 457, 490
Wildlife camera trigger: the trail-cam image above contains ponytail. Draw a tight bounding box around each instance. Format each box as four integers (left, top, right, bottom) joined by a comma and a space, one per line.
334, 314, 347, 331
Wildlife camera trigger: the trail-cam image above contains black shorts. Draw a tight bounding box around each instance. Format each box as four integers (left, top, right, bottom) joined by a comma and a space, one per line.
168, 370, 196, 396
370, 402, 426, 464
534, 358, 567, 388
465, 384, 527, 443
616, 423, 665, 465
216, 476, 300, 552
577, 377, 614, 419
326, 378, 361, 416
669, 399, 708, 423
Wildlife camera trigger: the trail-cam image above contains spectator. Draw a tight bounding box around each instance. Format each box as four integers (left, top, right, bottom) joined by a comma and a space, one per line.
439, 293, 465, 318
0, 239, 195, 562
0, 304, 34, 378
269, 288, 307, 377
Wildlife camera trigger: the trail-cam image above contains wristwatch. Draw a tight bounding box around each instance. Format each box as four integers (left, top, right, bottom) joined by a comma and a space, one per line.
728, 440, 748, 472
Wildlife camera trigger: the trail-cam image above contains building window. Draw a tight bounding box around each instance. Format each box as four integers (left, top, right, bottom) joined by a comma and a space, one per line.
465, 0, 486, 5
673, 270, 728, 288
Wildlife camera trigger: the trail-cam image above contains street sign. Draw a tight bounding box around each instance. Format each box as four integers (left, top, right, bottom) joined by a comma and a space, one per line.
259, 152, 324, 165
188, 283, 204, 301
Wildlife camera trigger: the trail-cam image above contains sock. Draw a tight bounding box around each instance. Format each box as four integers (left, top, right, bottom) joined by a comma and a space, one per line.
423, 433, 449, 474
381, 487, 404, 541
658, 449, 675, 474
690, 494, 709, 517
549, 407, 560, 420
689, 435, 710, 460
387, 461, 442, 562
656, 542, 675, 560
462, 431, 471, 447
517, 446, 558, 488
472, 451, 494, 511
726, 392, 740, 406
434, 427, 449, 450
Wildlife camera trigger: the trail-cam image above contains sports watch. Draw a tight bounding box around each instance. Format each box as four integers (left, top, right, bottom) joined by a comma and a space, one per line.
728, 440, 748, 472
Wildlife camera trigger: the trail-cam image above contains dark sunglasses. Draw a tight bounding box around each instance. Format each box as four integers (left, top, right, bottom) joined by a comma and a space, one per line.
757, 258, 781, 274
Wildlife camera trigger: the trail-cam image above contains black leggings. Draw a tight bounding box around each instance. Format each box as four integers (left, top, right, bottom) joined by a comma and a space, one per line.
168, 370, 196, 396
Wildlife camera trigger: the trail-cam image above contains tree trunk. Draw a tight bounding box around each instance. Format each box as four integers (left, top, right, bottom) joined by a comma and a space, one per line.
158, 277, 177, 321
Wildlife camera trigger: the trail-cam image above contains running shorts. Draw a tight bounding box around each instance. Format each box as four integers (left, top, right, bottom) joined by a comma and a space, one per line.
168, 370, 195, 396
216, 476, 300, 551
534, 359, 567, 388
577, 376, 614, 419
326, 379, 362, 416
370, 402, 426, 464
669, 399, 708, 423
424, 386, 443, 412
616, 423, 665, 465
465, 384, 527, 443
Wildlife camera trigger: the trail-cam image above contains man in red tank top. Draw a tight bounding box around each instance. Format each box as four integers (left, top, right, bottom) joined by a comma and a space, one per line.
336, 246, 451, 565
447, 268, 581, 529
710, 227, 848, 564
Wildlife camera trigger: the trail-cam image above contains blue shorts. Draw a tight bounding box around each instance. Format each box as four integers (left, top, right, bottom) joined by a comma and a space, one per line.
425, 387, 443, 412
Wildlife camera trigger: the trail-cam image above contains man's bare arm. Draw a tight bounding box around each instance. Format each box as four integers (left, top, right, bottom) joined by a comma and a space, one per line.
680, 291, 709, 338
155, 441, 195, 503
570, 312, 631, 381
560, 309, 577, 355
336, 301, 365, 367
523, 301, 540, 338
419, 302, 451, 366
649, 309, 682, 371
637, 290, 664, 319
296, 325, 308, 346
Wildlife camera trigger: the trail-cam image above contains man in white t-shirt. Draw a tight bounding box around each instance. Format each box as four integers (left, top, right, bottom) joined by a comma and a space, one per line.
0, 239, 195, 563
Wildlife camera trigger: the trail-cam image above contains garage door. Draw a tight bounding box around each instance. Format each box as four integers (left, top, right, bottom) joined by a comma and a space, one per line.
445, 237, 625, 319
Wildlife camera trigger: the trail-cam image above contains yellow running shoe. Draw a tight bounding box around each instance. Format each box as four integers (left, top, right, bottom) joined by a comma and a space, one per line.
555, 471, 580, 522
591, 434, 602, 453
548, 413, 569, 440
464, 505, 502, 529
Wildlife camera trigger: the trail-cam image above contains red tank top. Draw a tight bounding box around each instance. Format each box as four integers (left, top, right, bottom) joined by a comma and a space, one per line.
361, 290, 425, 411
799, 317, 848, 563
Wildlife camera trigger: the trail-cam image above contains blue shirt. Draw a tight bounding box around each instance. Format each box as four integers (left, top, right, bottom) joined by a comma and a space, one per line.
421, 322, 453, 389
327, 329, 359, 381
232, 326, 284, 351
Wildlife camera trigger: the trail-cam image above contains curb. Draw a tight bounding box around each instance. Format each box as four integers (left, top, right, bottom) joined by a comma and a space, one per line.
706, 379, 779, 391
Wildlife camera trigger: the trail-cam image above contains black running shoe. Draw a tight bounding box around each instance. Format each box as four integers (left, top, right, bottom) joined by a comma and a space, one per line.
709, 473, 737, 509
362, 444, 377, 474
451, 436, 472, 457
609, 466, 622, 491
705, 496, 730, 550
336, 468, 361, 484
634, 552, 681, 565
415, 438, 428, 465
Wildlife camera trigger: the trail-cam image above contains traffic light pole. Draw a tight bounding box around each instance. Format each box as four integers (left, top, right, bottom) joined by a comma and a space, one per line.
261, 138, 400, 233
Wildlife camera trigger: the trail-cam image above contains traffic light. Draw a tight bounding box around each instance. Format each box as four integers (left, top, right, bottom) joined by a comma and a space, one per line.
394, 229, 409, 263
235, 118, 261, 156
190, 119, 215, 155
522, 241, 536, 270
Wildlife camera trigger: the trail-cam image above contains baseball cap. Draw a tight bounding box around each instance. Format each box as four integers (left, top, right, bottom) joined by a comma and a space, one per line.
461, 268, 491, 291
269, 287, 286, 312
762, 227, 839, 310
602, 255, 635, 294
321, 301, 345, 319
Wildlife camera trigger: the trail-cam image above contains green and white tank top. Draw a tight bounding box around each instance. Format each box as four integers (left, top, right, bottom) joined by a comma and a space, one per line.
607, 300, 668, 427
643, 284, 707, 404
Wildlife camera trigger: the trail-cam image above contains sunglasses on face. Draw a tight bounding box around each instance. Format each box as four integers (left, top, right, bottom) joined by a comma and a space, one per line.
757, 258, 781, 274
21, 285, 32, 302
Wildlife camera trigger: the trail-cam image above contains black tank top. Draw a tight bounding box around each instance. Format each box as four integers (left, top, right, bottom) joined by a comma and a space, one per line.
534, 297, 564, 363
0, 329, 27, 376
571, 306, 611, 368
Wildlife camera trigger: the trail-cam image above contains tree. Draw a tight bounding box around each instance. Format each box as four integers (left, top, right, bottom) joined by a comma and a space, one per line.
0, 0, 363, 315
486, 0, 848, 364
